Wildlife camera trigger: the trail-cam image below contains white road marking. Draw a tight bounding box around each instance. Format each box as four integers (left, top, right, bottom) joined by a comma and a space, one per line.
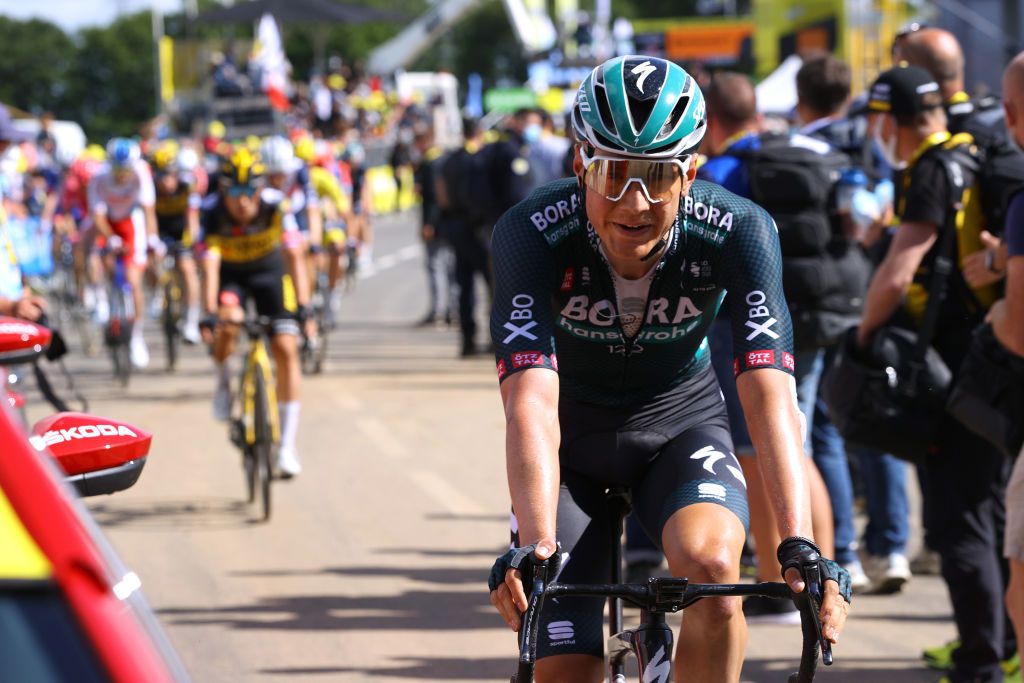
354, 416, 409, 459
358, 244, 421, 281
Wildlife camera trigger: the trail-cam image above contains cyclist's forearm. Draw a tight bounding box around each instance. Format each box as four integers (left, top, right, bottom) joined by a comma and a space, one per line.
501, 375, 561, 545
186, 209, 200, 243
284, 246, 310, 307
737, 370, 813, 541
143, 205, 158, 238
201, 256, 219, 313
93, 213, 112, 237
307, 208, 324, 247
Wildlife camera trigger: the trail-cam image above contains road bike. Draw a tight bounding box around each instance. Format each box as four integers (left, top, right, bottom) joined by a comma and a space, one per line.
508, 489, 833, 682
226, 316, 279, 522
300, 269, 329, 375
156, 251, 185, 372
104, 251, 135, 387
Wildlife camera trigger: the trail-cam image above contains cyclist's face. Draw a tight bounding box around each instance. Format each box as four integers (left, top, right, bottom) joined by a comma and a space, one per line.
223, 190, 260, 223
268, 172, 287, 189
156, 173, 178, 194
574, 147, 695, 272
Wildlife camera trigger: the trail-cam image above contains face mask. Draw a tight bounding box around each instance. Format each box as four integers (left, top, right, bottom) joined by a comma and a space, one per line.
523, 123, 542, 145
872, 116, 906, 171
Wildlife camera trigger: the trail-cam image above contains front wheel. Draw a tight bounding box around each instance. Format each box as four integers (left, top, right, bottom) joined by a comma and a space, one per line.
252, 368, 273, 522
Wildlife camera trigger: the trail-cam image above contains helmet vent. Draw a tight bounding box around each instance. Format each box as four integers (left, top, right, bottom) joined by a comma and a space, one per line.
661, 95, 690, 138
593, 130, 623, 152
594, 84, 618, 136
630, 97, 657, 135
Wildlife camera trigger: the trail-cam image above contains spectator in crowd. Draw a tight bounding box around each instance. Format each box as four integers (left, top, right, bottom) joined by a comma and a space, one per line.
898, 27, 976, 133
528, 109, 571, 187
699, 71, 837, 624
860, 65, 1012, 683
482, 108, 543, 225
412, 125, 454, 327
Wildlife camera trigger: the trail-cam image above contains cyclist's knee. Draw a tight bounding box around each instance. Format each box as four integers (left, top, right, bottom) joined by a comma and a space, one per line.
535, 654, 602, 683
662, 506, 744, 583
217, 305, 244, 324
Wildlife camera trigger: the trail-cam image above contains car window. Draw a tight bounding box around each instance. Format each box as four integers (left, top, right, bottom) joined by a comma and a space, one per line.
0, 587, 108, 682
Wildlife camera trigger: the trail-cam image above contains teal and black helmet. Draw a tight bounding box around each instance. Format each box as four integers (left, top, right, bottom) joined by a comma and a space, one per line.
572, 56, 706, 159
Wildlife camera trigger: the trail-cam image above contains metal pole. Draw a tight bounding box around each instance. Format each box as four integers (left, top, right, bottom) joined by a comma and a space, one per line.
152, 1, 165, 118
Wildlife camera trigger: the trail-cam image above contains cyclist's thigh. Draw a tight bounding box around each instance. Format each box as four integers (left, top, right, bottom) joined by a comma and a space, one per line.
248, 262, 299, 337
632, 423, 749, 548
217, 268, 248, 320
516, 469, 610, 660
129, 208, 147, 267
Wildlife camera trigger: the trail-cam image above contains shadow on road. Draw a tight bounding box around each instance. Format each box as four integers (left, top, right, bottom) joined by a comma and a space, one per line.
259, 656, 511, 679
743, 657, 934, 682
89, 496, 253, 530
229, 565, 487, 586
159, 588, 499, 631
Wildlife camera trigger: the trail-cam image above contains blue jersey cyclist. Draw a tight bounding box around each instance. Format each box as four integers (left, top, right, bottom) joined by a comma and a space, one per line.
487, 56, 851, 682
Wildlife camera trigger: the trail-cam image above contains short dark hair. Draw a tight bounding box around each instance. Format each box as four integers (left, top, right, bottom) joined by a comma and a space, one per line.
705, 71, 757, 127
796, 55, 851, 116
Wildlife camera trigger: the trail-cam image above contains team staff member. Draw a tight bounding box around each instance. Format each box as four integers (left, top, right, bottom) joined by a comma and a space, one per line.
858, 65, 1011, 683
488, 56, 850, 682
200, 149, 309, 478
483, 108, 544, 225
993, 50, 1024, 671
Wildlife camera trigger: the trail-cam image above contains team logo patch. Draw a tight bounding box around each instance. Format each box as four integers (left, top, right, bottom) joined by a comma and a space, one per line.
560, 268, 574, 292
782, 352, 795, 372
511, 351, 545, 369
746, 350, 775, 367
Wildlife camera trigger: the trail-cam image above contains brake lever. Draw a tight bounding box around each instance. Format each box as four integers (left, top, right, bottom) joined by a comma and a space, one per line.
803, 562, 833, 666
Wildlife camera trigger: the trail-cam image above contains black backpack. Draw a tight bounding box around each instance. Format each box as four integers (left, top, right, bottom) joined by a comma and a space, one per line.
440, 144, 495, 226
958, 101, 1024, 237
738, 132, 872, 349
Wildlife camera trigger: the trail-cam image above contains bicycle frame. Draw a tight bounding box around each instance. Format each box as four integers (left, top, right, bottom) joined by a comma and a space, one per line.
239, 321, 280, 447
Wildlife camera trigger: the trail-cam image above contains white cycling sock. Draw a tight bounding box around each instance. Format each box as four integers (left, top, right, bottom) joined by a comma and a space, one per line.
132, 315, 145, 340
279, 401, 300, 454
186, 305, 200, 325
216, 359, 231, 389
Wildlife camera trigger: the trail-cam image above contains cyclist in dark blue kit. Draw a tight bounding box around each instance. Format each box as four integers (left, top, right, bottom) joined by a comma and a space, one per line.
486, 56, 852, 682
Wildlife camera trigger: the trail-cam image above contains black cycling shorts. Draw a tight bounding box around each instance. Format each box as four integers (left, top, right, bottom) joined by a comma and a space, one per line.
515, 366, 749, 660
218, 259, 299, 337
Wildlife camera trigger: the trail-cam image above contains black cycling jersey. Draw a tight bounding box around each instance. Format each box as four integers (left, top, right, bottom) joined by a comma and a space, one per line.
490, 177, 795, 406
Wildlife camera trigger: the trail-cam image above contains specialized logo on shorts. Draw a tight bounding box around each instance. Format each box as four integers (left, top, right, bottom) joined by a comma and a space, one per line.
746, 350, 775, 367
782, 352, 795, 372
547, 620, 576, 646
560, 267, 574, 292
511, 351, 545, 369
496, 359, 507, 379
697, 482, 727, 501
690, 445, 726, 474
727, 464, 747, 489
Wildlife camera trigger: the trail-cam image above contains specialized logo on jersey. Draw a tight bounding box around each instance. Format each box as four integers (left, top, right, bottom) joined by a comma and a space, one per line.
624, 57, 665, 101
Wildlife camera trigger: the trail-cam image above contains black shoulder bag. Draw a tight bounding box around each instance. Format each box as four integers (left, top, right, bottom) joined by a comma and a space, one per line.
821, 155, 965, 464
947, 322, 1024, 459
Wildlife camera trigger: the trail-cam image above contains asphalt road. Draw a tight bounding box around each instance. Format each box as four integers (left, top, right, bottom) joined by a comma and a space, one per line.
36, 211, 957, 682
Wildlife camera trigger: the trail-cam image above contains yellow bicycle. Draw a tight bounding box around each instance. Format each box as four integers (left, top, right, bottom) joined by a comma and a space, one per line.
228, 316, 279, 522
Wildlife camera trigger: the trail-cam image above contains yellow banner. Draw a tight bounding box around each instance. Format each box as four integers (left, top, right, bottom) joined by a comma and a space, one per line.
160, 36, 175, 103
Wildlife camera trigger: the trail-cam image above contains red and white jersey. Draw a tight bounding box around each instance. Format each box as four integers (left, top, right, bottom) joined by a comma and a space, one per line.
88, 160, 156, 221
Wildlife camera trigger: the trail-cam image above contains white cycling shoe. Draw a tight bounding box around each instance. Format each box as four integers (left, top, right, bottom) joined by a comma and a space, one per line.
213, 384, 231, 421
182, 319, 201, 345
276, 448, 301, 479
130, 337, 150, 369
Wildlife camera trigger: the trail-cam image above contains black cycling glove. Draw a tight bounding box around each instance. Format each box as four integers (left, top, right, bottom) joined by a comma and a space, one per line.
487, 543, 562, 593
777, 536, 853, 604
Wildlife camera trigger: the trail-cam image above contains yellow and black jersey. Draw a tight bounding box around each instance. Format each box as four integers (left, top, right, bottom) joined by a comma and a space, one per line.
201, 188, 299, 270
154, 182, 200, 243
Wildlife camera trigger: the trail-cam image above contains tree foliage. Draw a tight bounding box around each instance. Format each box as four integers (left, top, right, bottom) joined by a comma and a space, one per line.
0, 18, 77, 117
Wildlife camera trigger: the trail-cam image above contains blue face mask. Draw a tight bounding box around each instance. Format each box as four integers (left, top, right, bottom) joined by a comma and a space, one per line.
523, 123, 542, 145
